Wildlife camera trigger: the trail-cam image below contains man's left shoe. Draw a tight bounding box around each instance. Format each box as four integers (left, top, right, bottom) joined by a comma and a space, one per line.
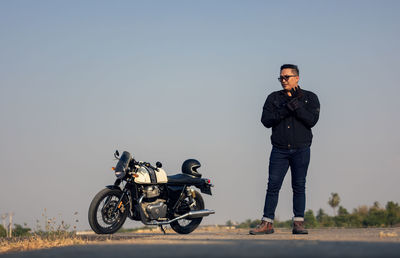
292, 221, 308, 234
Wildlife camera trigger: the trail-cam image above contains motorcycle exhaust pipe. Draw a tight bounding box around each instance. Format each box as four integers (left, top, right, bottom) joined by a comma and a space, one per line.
142, 209, 215, 226
186, 209, 215, 219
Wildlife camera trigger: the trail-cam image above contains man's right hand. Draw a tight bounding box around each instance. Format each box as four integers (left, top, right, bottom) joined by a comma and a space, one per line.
286, 98, 303, 111
289, 87, 301, 98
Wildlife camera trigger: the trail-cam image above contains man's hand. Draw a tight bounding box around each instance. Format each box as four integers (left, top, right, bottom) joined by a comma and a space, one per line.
286, 86, 303, 111
286, 98, 303, 111
289, 86, 302, 98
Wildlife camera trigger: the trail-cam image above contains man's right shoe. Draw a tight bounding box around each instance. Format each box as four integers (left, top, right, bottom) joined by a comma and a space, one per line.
249, 221, 274, 235
292, 220, 308, 234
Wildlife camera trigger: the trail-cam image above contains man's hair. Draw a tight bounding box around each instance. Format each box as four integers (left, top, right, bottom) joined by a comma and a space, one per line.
280, 64, 299, 76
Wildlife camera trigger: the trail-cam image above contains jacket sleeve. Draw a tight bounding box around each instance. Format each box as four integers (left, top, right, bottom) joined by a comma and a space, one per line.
261, 94, 290, 128
294, 92, 320, 128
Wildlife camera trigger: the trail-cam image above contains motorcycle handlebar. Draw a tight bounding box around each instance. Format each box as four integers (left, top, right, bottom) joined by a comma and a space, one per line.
136, 161, 158, 171
146, 162, 158, 171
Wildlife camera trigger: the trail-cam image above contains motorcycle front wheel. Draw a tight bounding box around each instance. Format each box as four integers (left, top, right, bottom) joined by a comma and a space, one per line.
170, 190, 204, 234
88, 188, 128, 234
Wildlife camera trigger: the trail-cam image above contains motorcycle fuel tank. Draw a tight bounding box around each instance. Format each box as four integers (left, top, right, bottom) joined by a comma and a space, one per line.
134, 166, 168, 184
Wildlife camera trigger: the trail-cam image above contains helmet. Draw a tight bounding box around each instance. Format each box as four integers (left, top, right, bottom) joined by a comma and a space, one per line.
182, 159, 202, 177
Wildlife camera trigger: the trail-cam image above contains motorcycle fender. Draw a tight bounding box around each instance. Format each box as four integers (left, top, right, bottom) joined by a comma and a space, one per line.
105, 185, 122, 191
198, 184, 212, 195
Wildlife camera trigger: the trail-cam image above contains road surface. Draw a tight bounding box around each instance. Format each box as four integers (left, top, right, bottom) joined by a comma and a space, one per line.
1, 228, 399, 257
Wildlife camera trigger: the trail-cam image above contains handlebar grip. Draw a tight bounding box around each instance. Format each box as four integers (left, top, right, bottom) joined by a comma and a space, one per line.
144, 162, 158, 171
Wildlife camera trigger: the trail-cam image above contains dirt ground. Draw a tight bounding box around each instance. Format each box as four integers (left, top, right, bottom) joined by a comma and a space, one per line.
79, 226, 400, 244
2, 227, 400, 257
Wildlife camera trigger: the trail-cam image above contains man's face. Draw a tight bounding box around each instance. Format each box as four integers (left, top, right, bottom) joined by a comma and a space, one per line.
279, 68, 299, 91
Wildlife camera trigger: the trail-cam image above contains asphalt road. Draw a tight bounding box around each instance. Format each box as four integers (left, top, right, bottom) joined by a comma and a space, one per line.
2, 228, 400, 258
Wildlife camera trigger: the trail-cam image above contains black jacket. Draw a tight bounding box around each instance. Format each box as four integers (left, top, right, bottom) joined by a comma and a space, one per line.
261, 88, 320, 149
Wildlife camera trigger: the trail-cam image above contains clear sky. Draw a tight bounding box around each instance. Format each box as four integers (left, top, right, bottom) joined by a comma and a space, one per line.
1, 0, 399, 230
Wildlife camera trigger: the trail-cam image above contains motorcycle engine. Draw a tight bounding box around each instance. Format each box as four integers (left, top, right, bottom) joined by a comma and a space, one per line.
140, 185, 167, 220
141, 199, 167, 220
143, 185, 160, 198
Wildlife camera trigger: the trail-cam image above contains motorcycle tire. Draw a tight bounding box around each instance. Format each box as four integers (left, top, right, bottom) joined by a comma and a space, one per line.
88, 188, 128, 234
170, 190, 205, 234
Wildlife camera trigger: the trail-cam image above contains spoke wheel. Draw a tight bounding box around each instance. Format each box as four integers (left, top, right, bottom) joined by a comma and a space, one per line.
88, 188, 128, 234
170, 190, 204, 234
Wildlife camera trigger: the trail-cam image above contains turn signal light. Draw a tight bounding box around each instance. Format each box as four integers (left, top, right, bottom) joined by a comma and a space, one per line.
112, 167, 115, 171
207, 179, 211, 184
133, 174, 139, 178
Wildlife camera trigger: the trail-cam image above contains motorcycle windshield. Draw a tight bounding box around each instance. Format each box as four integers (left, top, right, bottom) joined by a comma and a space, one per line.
115, 151, 132, 173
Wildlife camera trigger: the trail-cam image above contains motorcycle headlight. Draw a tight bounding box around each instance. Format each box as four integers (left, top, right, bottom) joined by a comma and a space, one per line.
115, 170, 126, 179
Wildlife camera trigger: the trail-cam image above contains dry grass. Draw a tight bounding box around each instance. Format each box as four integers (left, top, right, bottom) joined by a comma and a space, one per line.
0, 209, 88, 254
0, 234, 88, 253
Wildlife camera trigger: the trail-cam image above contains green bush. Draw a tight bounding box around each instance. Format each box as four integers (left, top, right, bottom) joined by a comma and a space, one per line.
13, 224, 31, 237
274, 219, 291, 228
0, 225, 6, 238
304, 210, 317, 228
228, 200, 400, 229
334, 206, 350, 227
385, 201, 400, 226
237, 219, 253, 228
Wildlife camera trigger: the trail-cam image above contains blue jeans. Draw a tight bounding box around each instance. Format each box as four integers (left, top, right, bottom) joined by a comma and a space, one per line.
263, 146, 310, 220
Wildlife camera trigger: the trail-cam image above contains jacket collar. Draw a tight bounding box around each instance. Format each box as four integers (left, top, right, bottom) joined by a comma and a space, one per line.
279, 85, 302, 96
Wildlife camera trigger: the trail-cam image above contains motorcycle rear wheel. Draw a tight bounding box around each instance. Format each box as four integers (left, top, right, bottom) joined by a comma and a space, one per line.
170, 190, 204, 234
88, 188, 128, 234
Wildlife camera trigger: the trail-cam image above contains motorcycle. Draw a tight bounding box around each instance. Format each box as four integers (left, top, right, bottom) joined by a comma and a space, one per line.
88, 150, 214, 234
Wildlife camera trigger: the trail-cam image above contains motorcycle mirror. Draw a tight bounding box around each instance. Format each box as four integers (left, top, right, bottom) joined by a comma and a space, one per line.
156, 161, 162, 168
114, 150, 120, 159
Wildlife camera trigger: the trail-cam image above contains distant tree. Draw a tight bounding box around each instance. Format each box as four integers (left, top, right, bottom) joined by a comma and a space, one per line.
304, 210, 317, 228
249, 219, 262, 228
385, 201, 400, 226
225, 220, 233, 227
12, 224, 31, 237
328, 193, 340, 216
316, 208, 327, 223
316, 208, 334, 227
354, 205, 368, 216
363, 202, 386, 227
237, 219, 252, 229
335, 206, 350, 227
274, 219, 292, 228
235, 219, 263, 229
348, 212, 363, 227
338, 206, 349, 216
0, 224, 6, 238
373, 201, 380, 209
234, 200, 400, 229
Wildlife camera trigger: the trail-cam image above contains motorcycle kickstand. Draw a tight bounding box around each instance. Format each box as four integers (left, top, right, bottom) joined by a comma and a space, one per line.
159, 225, 166, 235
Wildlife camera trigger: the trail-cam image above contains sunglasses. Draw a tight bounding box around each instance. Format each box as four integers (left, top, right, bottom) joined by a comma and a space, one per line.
278, 75, 297, 82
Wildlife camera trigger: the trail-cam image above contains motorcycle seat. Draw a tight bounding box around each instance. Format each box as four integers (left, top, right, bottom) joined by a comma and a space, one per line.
167, 174, 203, 185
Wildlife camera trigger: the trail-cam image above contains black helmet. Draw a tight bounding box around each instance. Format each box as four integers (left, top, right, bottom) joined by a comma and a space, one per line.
182, 159, 202, 177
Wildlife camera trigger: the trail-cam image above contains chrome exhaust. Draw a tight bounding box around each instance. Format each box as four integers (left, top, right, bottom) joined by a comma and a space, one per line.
143, 209, 215, 226
186, 209, 215, 219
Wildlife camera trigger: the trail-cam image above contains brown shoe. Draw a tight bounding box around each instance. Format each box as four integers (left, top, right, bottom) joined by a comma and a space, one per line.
292, 221, 308, 234
249, 221, 274, 235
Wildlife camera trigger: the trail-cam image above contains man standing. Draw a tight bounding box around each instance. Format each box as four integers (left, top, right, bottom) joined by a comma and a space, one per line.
250, 64, 320, 235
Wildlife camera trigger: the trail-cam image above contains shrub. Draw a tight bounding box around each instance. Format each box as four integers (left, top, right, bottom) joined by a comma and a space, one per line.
0, 225, 6, 238
304, 210, 317, 228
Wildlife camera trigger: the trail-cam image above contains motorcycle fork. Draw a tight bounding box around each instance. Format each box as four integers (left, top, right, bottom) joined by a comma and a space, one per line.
113, 188, 129, 214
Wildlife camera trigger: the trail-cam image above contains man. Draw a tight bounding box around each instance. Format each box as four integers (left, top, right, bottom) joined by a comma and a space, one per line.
250, 64, 320, 235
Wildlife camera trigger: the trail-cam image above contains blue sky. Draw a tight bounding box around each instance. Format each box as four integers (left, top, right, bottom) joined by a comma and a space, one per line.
1, 0, 399, 230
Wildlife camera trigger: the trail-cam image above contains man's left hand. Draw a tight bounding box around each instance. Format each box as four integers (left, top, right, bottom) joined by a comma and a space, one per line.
289, 87, 302, 98
287, 98, 303, 111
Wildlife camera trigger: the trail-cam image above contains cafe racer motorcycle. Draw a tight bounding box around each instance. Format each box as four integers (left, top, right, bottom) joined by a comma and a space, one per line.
88, 151, 214, 234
